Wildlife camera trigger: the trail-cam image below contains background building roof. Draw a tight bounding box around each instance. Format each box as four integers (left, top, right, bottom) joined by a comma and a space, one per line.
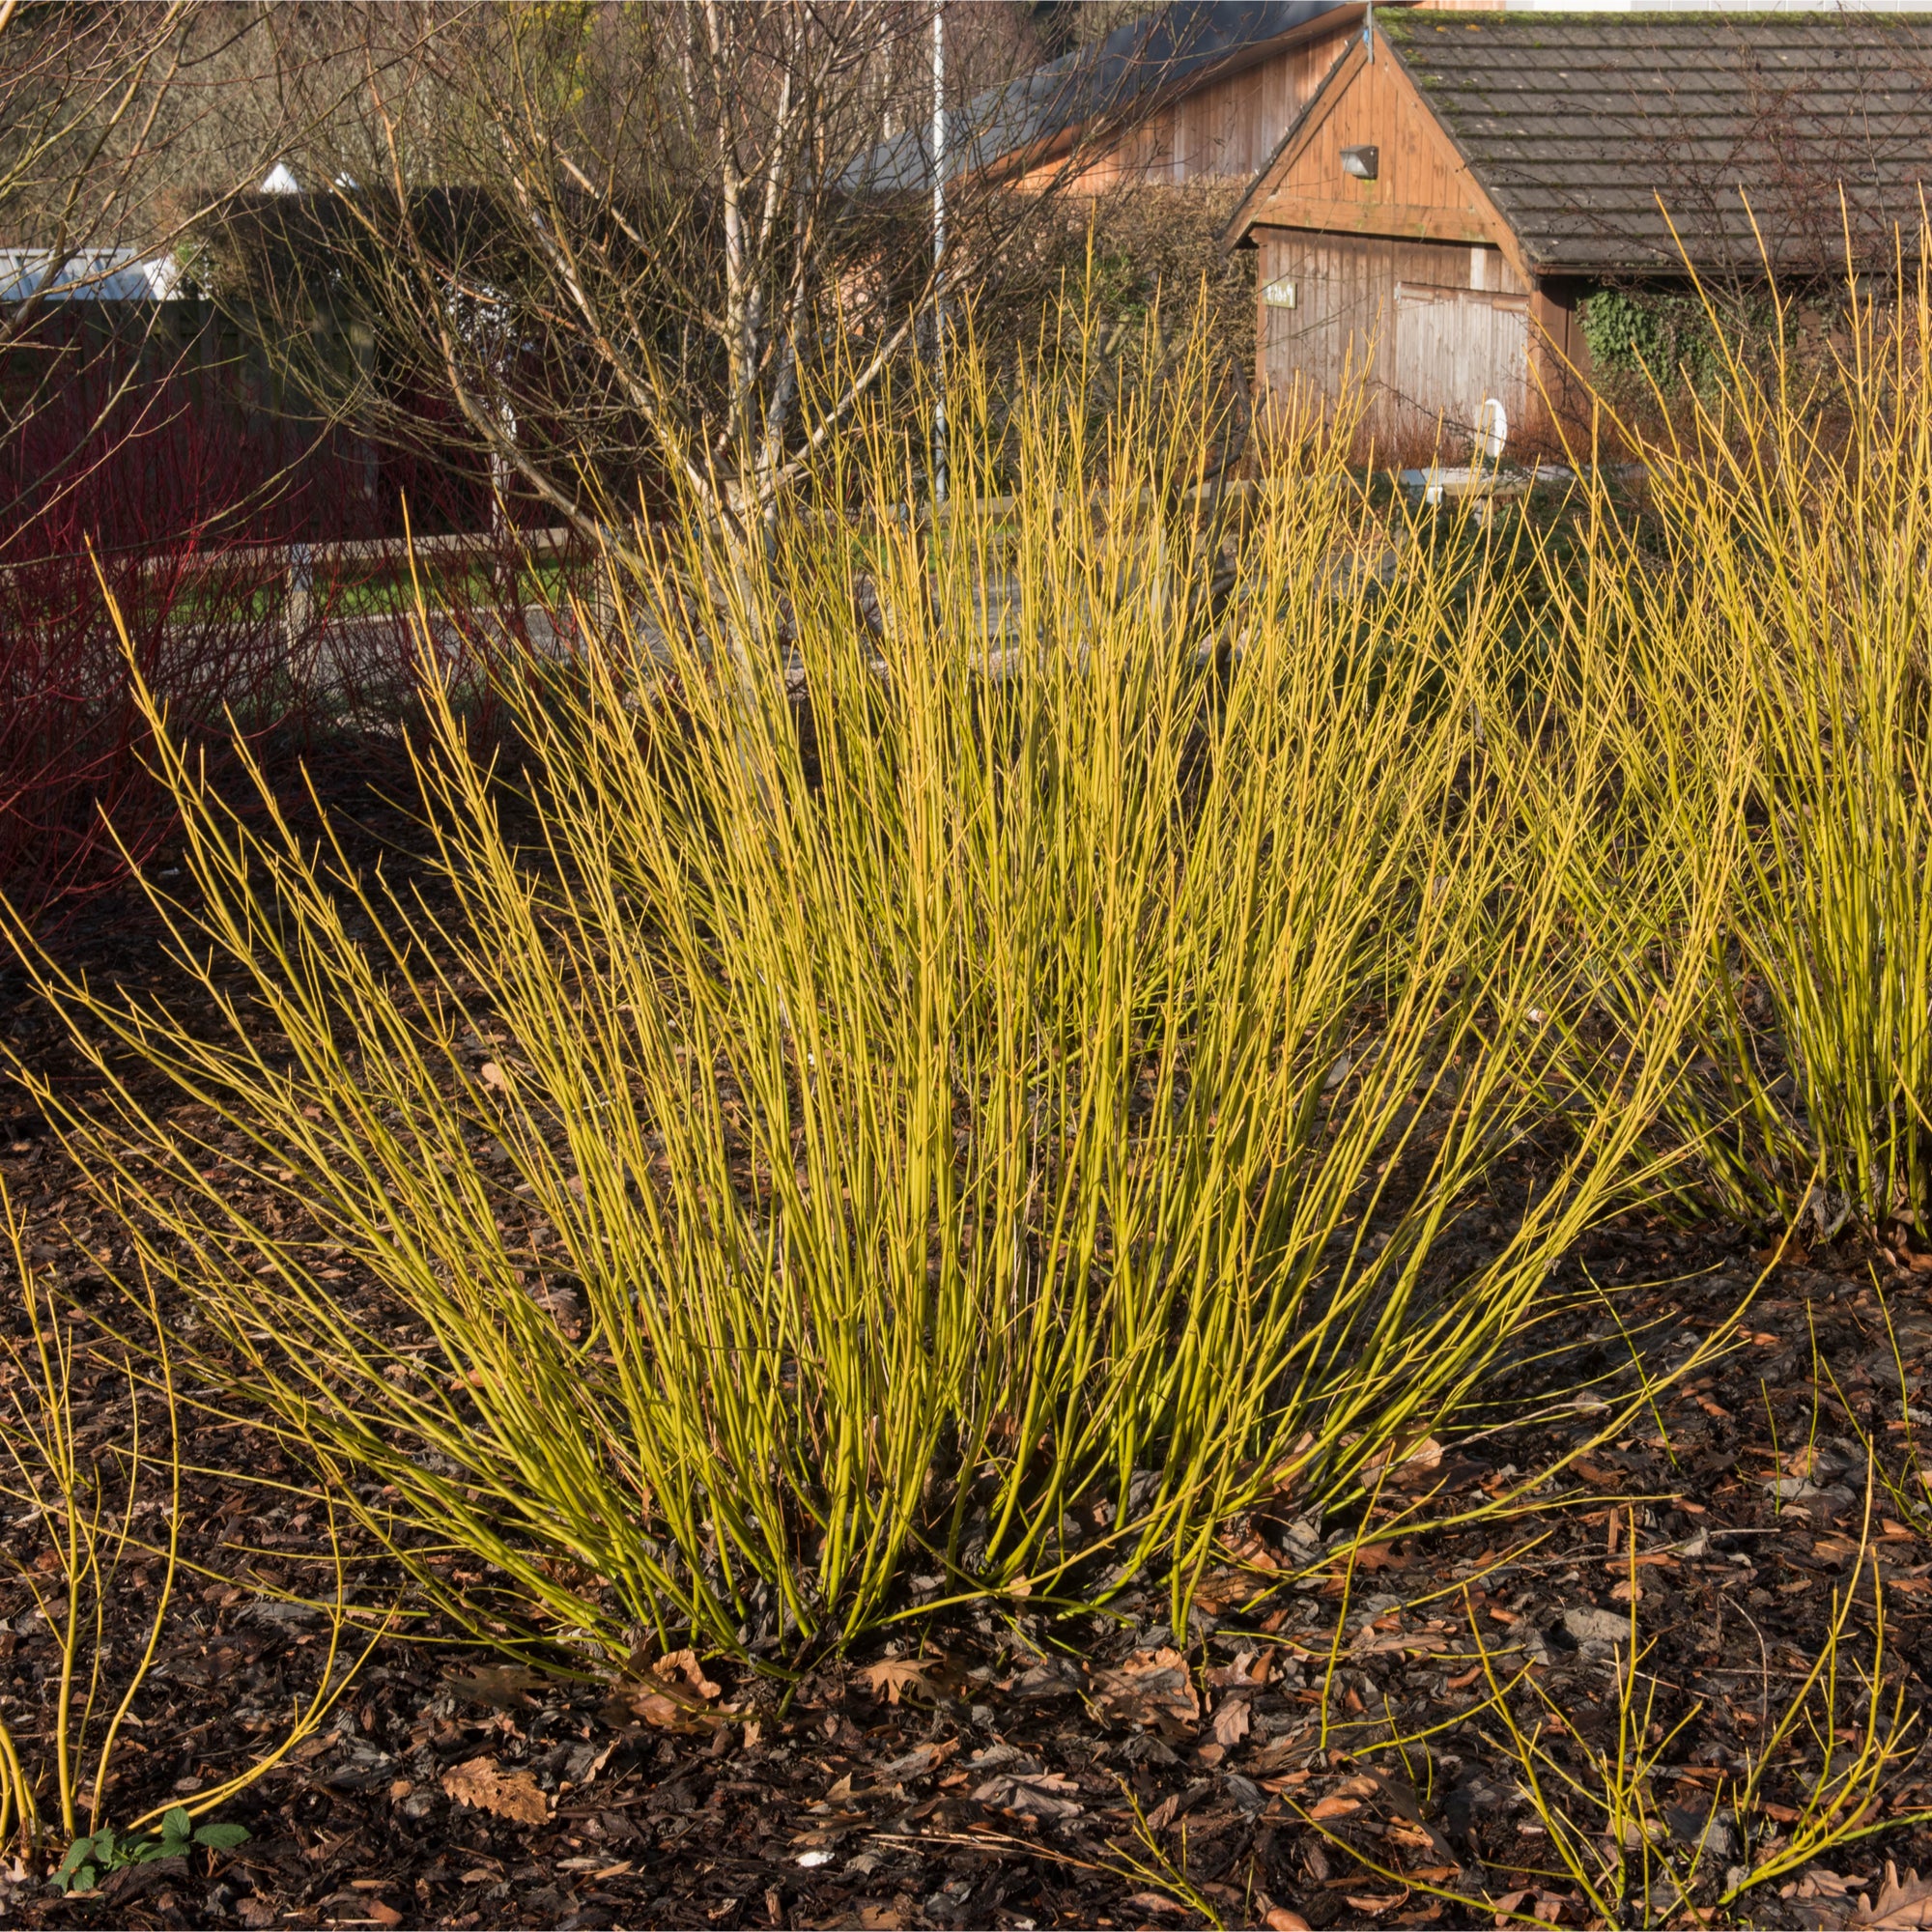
0, 246, 184, 302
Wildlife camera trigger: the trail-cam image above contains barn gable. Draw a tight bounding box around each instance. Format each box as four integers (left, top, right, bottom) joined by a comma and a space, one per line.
1223, 35, 1519, 264
1223, 25, 1542, 449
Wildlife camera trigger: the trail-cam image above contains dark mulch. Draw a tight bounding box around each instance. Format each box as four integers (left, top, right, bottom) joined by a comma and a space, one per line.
1, 769, 1927, 1931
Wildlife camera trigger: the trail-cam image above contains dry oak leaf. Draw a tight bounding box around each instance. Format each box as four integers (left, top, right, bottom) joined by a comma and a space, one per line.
654, 1647, 722, 1698
441, 1755, 549, 1825
616, 1646, 734, 1732
1858, 1866, 1932, 1929
861, 1657, 937, 1705
1094, 1647, 1201, 1739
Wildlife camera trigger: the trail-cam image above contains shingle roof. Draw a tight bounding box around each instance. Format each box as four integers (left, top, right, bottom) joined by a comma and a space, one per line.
1382, 12, 1932, 275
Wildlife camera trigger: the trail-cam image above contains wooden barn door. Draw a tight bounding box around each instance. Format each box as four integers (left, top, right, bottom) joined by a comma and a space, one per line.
1389, 283, 1528, 454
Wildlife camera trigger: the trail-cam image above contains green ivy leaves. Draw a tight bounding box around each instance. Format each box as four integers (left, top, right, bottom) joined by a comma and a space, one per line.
1577, 287, 1776, 397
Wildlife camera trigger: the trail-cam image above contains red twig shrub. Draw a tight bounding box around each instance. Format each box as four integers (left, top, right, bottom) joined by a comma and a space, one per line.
0, 339, 302, 923
0, 317, 527, 924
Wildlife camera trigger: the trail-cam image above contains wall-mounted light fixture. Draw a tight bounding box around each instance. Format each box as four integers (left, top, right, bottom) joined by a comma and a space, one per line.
1341, 145, 1378, 181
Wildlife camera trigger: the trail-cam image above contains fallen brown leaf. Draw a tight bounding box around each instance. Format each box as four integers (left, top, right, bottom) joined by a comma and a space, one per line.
878, 1739, 959, 1782
1094, 1647, 1201, 1740
1858, 1866, 1932, 1929
1361, 1434, 1445, 1479
610, 1646, 733, 1732
972, 1769, 1083, 1819
861, 1657, 936, 1705
654, 1647, 722, 1699
441, 1755, 548, 1825
445, 1662, 545, 1711
1309, 1794, 1362, 1821
1211, 1692, 1252, 1749
1223, 1530, 1282, 1573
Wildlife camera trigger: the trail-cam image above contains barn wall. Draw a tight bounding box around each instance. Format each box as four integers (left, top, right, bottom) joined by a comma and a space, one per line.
1056, 0, 1500, 189
1012, 24, 1358, 194
1007, 2, 1489, 198
1254, 226, 1539, 452
1167, 33, 1353, 180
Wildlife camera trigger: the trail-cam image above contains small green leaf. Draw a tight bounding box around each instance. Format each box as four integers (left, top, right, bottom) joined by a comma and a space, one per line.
52, 1856, 99, 1895
162, 1805, 192, 1842
52, 1838, 95, 1889
194, 1821, 251, 1851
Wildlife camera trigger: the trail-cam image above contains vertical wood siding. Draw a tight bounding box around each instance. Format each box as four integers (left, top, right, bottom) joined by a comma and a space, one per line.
1256, 228, 1536, 449
1015, 27, 1358, 194
1168, 36, 1346, 180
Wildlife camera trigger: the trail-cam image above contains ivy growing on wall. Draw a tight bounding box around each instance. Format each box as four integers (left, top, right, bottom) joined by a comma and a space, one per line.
1577, 287, 1774, 395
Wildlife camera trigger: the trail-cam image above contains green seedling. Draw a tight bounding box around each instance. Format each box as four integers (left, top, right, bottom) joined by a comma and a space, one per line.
52, 1806, 251, 1895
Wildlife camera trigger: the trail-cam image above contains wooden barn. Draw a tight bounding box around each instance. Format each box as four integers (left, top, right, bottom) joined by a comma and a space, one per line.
861, 1, 1435, 200
1220, 11, 1932, 453
984, 0, 1381, 194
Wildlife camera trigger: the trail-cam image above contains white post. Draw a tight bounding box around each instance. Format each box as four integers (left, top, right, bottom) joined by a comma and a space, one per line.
285, 541, 314, 673
932, 0, 947, 505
